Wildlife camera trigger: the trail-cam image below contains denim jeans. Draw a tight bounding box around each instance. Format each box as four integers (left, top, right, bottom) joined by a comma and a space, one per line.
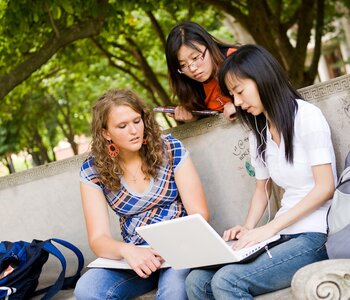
185, 232, 328, 300
74, 267, 190, 300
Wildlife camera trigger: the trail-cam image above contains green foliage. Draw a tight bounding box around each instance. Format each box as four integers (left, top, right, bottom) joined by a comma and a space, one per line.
2, 0, 345, 172
0, 1, 261, 170
0, 0, 105, 75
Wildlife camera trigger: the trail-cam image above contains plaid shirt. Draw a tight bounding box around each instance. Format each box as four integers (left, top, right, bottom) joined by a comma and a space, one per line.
80, 134, 188, 244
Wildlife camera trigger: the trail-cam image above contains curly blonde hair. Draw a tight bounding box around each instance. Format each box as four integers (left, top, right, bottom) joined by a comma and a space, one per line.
90, 89, 164, 191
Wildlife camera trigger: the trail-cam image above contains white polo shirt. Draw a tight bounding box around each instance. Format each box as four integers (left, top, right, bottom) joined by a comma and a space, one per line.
250, 99, 337, 234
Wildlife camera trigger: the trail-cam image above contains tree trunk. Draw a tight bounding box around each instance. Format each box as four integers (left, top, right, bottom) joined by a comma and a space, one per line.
5, 155, 16, 174
199, 0, 323, 87
30, 152, 41, 167
32, 130, 51, 165
223, 14, 255, 44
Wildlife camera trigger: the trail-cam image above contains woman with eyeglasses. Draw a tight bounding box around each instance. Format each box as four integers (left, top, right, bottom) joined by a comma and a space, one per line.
165, 21, 238, 122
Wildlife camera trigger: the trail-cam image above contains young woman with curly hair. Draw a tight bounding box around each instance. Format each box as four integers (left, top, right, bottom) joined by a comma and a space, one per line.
75, 89, 209, 300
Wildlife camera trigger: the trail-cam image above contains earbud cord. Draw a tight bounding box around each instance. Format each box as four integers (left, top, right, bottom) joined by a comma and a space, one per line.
254, 117, 271, 224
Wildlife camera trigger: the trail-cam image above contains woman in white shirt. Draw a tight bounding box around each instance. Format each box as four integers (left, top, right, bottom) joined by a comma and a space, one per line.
185, 44, 337, 299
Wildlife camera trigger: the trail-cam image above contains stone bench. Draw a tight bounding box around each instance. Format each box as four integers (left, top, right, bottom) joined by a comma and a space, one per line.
1, 74, 350, 299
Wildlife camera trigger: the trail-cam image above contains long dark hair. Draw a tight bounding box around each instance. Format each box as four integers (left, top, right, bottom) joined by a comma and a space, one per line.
166, 21, 237, 111
219, 44, 301, 163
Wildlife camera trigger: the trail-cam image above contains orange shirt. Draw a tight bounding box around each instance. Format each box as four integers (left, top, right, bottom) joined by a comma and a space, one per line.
203, 79, 231, 111
203, 47, 237, 111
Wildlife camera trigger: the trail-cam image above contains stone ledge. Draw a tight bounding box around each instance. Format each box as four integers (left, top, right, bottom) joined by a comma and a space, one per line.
1, 74, 350, 190
0, 154, 85, 190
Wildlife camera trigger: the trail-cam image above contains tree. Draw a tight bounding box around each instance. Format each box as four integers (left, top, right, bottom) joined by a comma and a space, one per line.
198, 0, 343, 87
0, 0, 108, 100
10, 0, 341, 172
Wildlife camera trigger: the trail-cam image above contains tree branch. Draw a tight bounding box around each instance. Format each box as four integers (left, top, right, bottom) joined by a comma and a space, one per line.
0, 0, 108, 101
45, 1, 60, 38
199, 0, 250, 29
126, 37, 172, 106
145, 10, 166, 49
109, 41, 131, 54
275, 0, 282, 23
91, 38, 139, 69
284, 6, 302, 29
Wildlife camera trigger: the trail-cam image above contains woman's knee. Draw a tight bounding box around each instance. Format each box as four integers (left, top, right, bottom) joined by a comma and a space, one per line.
185, 269, 215, 299
74, 268, 124, 300
157, 268, 189, 300
211, 269, 234, 293
212, 269, 255, 299
74, 274, 97, 300
185, 271, 199, 295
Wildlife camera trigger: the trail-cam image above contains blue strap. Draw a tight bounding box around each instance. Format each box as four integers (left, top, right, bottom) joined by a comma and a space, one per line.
34, 239, 84, 300
0, 287, 16, 298
51, 238, 84, 277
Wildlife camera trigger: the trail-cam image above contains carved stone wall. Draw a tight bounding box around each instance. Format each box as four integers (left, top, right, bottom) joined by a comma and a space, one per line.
299, 74, 350, 173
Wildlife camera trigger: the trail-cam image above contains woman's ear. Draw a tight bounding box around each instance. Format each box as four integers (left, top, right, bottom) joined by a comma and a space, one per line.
102, 128, 110, 141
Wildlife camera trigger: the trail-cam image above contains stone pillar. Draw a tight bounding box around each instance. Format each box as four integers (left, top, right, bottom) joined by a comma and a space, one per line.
340, 17, 350, 74
318, 55, 331, 82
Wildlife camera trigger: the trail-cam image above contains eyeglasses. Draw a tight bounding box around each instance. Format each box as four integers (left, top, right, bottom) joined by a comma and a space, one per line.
177, 48, 208, 74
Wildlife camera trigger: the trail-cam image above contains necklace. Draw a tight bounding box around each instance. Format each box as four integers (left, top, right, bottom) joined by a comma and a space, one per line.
124, 160, 142, 183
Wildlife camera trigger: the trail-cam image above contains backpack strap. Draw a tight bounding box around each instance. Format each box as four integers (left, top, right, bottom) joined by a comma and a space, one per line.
51, 238, 84, 289
337, 178, 350, 189
33, 238, 84, 300
327, 165, 350, 235
0, 286, 16, 299
336, 166, 350, 189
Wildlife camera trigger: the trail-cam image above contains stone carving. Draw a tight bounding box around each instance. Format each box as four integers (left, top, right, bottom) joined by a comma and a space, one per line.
291, 259, 350, 299
299, 75, 350, 103
0, 154, 84, 190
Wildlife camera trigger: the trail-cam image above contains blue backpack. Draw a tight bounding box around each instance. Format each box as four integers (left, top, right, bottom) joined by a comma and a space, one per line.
0, 238, 84, 300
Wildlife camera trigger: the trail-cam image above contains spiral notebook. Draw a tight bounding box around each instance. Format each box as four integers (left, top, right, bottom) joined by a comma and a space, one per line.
135, 214, 281, 269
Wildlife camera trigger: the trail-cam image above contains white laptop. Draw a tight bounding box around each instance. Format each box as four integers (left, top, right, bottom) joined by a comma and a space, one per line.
135, 214, 281, 269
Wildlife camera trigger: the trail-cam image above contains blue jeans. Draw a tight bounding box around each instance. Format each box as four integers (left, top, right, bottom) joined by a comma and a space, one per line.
185, 232, 328, 300
74, 267, 190, 300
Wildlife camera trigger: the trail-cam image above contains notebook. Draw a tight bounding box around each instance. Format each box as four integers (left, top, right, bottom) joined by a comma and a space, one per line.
87, 253, 171, 269
135, 214, 281, 269
87, 244, 171, 269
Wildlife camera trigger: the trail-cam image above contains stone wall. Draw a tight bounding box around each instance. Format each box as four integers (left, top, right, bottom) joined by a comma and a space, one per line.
0, 74, 350, 300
